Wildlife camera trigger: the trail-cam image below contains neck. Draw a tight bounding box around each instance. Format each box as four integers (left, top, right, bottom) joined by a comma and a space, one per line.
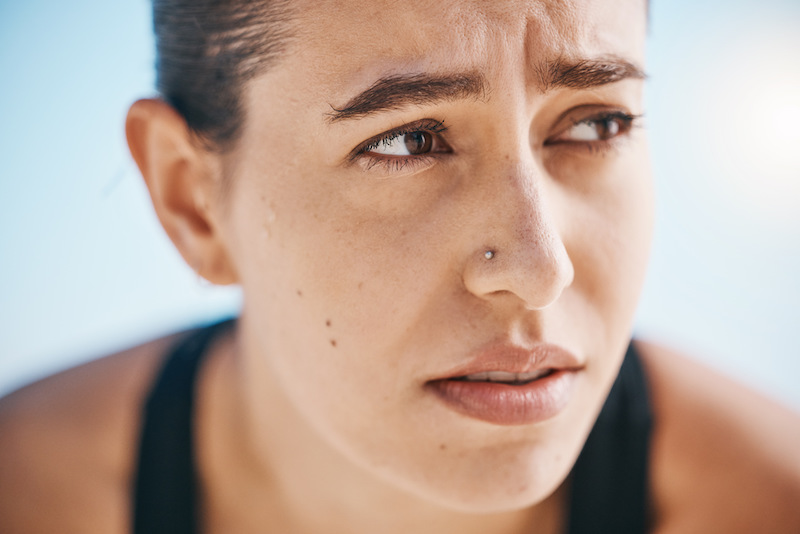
197, 320, 567, 534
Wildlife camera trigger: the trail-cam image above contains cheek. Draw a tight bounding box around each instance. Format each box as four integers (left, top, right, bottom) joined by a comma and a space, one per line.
224, 164, 452, 396
556, 144, 654, 352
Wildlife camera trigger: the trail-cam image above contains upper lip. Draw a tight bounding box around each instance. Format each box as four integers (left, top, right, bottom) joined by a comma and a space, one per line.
430, 341, 584, 381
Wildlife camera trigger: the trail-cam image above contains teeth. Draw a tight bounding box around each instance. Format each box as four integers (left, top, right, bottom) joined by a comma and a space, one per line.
465, 372, 489, 381
517, 369, 552, 381
487, 371, 517, 382
463, 369, 552, 383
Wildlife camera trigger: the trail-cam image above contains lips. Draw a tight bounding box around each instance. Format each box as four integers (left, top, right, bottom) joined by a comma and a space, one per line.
426, 343, 583, 426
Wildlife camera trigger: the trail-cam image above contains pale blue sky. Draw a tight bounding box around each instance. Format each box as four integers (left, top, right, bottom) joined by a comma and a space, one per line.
1, 0, 799, 408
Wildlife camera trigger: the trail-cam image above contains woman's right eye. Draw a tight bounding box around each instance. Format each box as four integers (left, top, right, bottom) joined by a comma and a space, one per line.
358, 118, 450, 159
351, 119, 452, 173
368, 131, 439, 156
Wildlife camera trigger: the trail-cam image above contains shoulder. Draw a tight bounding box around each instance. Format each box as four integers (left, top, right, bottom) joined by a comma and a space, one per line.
0, 333, 180, 534
636, 340, 800, 534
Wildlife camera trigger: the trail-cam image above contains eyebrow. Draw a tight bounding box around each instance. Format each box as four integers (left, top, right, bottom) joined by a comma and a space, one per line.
536, 55, 647, 92
326, 56, 645, 123
326, 72, 487, 123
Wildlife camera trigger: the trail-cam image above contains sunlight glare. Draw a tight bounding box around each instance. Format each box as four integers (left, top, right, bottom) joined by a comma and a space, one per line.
708, 46, 800, 223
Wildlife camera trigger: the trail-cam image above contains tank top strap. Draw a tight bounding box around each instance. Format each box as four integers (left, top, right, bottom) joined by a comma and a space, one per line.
566, 342, 653, 534
132, 318, 235, 534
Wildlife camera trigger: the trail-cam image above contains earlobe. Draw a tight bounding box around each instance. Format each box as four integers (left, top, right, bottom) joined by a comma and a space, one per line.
125, 99, 239, 285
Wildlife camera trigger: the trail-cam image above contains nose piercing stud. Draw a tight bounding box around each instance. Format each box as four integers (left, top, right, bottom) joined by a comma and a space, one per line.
484, 250, 495, 260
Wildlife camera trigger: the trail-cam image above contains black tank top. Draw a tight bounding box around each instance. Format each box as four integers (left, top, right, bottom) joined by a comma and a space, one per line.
133, 319, 652, 533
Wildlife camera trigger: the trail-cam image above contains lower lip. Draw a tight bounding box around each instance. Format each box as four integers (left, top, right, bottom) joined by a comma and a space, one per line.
426, 370, 578, 426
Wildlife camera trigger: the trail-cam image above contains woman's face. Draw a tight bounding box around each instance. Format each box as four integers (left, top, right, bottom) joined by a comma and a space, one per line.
217, 0, 651, 512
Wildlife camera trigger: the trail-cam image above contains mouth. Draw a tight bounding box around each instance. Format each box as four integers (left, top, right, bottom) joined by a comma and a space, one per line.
425, 344, 582, 426
451, 368, 556, 385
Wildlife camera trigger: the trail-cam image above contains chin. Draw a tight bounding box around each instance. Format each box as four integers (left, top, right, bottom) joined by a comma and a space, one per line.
417, 465, 567, 514
376, 435, 580, 514
401, 385, 602, 513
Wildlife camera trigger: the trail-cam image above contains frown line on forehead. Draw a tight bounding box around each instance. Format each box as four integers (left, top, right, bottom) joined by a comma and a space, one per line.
326, 55, 645, 123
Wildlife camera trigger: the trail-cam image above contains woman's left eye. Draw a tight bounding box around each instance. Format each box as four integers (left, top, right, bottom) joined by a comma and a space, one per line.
547, 111, 639, 146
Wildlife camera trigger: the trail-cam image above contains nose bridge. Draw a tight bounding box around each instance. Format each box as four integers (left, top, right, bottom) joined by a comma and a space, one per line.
502, 161, 569, 271
503, 161, 548, 240
466, 157, 574, 310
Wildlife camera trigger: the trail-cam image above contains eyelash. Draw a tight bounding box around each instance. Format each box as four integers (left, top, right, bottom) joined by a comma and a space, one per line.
546, 111, 643, 153
352, 119, 449, 172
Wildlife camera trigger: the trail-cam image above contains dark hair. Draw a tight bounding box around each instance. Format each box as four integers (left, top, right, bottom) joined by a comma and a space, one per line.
153, 0, 294, 151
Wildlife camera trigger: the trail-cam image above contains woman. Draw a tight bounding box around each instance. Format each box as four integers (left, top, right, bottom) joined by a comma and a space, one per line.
1, 0, 798, 533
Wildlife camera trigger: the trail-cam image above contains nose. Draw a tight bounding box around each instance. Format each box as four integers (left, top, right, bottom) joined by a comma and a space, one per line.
462, 162, 574, 311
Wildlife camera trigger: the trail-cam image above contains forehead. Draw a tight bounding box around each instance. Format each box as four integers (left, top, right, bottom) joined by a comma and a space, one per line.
290, 0, 646, 84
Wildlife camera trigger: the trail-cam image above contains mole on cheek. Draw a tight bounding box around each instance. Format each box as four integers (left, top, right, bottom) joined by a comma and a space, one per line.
296, 290, 303, 297
439, 443, 447, 451
330, 339, 337, 348
325, 319, 332, 327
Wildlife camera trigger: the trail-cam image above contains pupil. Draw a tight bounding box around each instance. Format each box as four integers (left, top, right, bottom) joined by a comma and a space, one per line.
405, 132, 432, 154
600, 118, 620, 139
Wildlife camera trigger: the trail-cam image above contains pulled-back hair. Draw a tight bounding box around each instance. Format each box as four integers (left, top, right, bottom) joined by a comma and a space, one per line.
153, 0, 294, 150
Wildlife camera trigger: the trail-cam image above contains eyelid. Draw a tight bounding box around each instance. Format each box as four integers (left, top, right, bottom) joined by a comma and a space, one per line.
349, 118, 449, 161
358, 155, 438, 176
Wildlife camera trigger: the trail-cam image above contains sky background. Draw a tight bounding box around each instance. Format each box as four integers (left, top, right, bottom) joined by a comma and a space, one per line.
1, 0, 799, 409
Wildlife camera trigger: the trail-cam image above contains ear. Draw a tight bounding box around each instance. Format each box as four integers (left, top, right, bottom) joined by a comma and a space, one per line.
126, 99, 238, 285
